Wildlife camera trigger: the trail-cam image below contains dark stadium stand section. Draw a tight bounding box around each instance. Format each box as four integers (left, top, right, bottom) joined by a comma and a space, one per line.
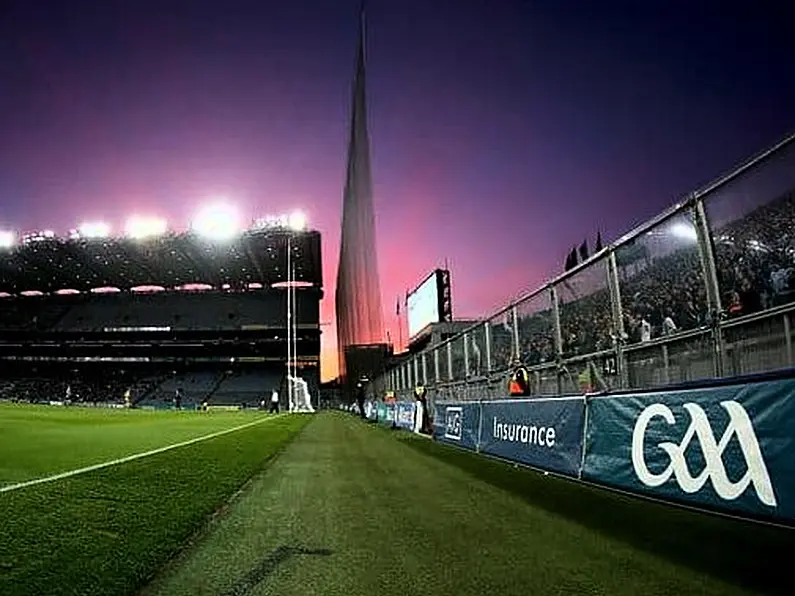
50, 290, 318, 332
0, 227, 322, 408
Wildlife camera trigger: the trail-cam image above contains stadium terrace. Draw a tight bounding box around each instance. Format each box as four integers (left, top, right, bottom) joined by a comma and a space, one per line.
0, 207, 320, 295
0, 205, 322, 413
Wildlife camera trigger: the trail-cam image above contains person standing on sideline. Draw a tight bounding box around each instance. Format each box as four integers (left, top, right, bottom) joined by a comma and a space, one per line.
356, 383, 366, 419
269, 389, 279, 414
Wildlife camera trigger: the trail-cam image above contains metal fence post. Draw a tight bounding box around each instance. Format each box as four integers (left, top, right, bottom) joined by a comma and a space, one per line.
446, 341, 453, 381
694, 198, 725, 378
510, 304, 520, 362
463, 331, 470, 378
607, 250, 628, 389
484, 322, 493, 373
551, 285, 564, 394
662, 343, 671, 386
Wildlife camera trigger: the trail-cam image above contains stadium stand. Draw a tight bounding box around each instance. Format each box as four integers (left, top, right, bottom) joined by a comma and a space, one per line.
50, 290, 318, 332
373, 134, 795, 403
137, 371, 222, 407
0, 226, 322, 408
0, 228, 321, 294
211, 369, 283, 406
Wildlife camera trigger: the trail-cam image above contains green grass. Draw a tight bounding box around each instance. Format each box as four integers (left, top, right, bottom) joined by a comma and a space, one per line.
4, 407, 792, 596
0, 405, 310, 596
144, 413, 794, 596
0, 403, 278, 485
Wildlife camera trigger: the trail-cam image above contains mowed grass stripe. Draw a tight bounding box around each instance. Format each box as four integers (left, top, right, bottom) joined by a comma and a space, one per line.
144, 413, 776, 596
0, 404, 278, 485
0, 414, 311, 596
0, 413, 283, 494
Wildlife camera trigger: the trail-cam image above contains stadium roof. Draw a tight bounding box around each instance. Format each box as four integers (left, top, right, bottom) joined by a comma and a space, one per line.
0, 228, 322, 295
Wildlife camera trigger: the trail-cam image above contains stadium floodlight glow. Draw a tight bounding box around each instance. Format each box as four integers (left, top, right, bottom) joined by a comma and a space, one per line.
78, 221, 111, 239
0, 230, 15, 248
192, 202, 240, 240
125, 215, 167, 239
670, 222, 697, 242
288, 211, 307, 231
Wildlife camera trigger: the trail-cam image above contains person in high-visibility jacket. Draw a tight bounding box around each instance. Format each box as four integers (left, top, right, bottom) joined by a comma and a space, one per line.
508, 364, 531, 397
578, 366, 594, 394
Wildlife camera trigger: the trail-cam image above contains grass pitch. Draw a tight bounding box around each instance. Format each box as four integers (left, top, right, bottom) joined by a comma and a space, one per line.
0, 404, 309, 596
0, 403, 274, 486
2, 406, 792, 596
145, 413, 793, 596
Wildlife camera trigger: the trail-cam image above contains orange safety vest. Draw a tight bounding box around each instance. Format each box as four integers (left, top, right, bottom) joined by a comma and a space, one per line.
509, 366, 530, 396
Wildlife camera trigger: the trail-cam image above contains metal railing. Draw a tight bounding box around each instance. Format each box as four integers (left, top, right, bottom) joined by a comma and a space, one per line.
370, 133, 795, 404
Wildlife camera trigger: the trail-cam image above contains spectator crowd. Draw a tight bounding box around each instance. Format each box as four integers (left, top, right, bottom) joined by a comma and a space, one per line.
453, 188, 795, 375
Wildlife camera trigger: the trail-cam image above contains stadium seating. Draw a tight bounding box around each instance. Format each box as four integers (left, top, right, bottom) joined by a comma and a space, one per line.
138, 371, 224, 408
0, 296, 72, 331
210, 369, 282, 406
1, 372, 132, 404
0, 289, 320, 333
512, 190, 795, 362
0, 230, 321, 410
51, 290, 317, 332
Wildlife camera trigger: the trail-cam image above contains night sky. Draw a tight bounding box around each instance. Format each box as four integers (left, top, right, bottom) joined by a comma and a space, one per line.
1, 0, 793, 380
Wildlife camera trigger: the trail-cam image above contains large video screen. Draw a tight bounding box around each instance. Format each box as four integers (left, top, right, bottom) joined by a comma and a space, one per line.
407, 274, 440, 337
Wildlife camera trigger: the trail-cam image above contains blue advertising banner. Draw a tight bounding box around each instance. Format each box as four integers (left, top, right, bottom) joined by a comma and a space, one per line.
583, 377, 795, 522
394, 402, 416, 430
478, 397, 585, 477
433, 402, 480, 452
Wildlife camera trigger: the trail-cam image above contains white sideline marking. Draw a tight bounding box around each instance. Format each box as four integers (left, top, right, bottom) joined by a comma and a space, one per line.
0, 415, 280, 495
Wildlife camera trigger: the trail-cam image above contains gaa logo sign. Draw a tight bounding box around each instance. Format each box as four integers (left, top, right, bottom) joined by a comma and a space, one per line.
631, 401, 776, 507
444, 407, 462, 441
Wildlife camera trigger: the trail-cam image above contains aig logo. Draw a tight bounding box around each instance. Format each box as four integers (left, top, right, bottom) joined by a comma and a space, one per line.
444, 407, 462, 441
631, 401, 776, 507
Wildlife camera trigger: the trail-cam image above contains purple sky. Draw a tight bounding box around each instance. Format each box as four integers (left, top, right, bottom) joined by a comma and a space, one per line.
0, 0, 792, 380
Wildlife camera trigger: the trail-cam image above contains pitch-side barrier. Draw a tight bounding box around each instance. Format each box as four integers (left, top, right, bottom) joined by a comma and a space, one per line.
368, 370, 795, 526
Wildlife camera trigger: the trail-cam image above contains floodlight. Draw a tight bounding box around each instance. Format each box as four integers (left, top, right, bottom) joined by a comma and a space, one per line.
125, 215, 167, 239
79, 221, 111, 239
670, 222, 697, 242
0, 230, 15, 249
192, 202, 240, 240
288, 211, 307, 231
